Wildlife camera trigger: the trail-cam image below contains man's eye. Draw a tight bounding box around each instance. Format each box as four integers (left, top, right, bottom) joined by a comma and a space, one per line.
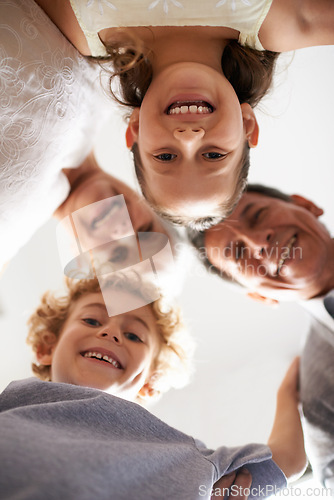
83, 318, 101, 327
235, 243, 246, 262
154, 153, 177, 162
253, 208, 266, 222
124, 332, 143, 343
202, 152, 226, 160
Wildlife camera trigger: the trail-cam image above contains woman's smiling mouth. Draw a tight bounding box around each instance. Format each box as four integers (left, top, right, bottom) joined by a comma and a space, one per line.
167, 101, 214, 115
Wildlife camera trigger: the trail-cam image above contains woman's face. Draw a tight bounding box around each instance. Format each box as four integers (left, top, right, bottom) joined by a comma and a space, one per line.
59, 171, 170, 274
127, 63, 258, 219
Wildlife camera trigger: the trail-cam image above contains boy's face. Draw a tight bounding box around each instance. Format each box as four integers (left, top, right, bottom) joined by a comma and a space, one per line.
46, 291, 161, 401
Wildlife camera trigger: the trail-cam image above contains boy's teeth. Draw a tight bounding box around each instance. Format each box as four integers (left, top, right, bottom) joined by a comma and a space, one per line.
84, 351, 121, 368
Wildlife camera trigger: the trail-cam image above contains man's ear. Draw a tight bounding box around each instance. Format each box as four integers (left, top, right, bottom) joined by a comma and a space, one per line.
290, 194, 324, 218
125, 108, 140, 148
241, 103, 259, 148
247, 291, 279, 307
35, 333, 57, 366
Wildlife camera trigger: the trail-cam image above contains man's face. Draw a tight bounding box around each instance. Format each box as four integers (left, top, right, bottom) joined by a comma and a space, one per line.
48, 291, 161, 401
204, 192, 333, 301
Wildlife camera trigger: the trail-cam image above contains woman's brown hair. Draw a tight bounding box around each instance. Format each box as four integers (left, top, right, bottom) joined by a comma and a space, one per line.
98, 35, 279, 109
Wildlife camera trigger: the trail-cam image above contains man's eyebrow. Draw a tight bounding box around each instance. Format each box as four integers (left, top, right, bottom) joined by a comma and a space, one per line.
240, 202, 254, 218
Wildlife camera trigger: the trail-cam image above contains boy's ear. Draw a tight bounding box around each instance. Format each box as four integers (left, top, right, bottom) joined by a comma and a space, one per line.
125, 108, 140, 149
247, 291, 279, 307
241, 103, 259, 148
35, 333, 57, 366
138, 372, 157, 399
290, 194, 324, 218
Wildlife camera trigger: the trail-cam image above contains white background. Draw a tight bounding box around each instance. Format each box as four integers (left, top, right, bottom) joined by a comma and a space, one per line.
0, 46, 333, 458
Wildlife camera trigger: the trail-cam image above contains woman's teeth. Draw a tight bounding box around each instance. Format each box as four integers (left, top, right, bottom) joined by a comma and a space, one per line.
92, 202, 120, 229
168, 104, 212, 115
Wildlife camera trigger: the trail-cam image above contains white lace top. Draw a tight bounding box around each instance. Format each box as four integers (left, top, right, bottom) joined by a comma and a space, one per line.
0, 0, 112, 267
69, 0, 273, 56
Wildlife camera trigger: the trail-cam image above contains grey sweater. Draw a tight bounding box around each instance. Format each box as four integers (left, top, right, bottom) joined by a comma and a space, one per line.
0, 378, 286, 499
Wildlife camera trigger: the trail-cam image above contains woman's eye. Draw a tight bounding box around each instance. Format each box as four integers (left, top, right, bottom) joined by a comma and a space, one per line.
124, 332, 143, 343
202, 152, 226, 160
109, 245, 128, 263
137, 222, 154, 234
154, 153, 177, 162
83, 318, 101, 327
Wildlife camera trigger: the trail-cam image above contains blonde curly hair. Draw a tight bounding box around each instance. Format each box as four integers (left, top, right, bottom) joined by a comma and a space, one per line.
26, 273, 194, 403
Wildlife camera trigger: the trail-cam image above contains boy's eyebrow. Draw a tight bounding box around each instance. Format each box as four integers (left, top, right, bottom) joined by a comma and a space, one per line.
79, 304, 150, 331
79, 302, 107, 312
126, 314, 150, 331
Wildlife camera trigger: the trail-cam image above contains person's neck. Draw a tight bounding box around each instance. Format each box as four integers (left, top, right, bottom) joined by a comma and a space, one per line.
326, 238, 334, 293
310, 238, 334, 299
102, 26, 237, 75
54, 151, 100, 220
147, 27, 232, 76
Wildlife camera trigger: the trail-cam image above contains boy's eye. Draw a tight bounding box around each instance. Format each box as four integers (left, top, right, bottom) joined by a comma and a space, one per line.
82, 318, 101, 327
153, 153, 177, 162
124, 332, 143, 343
202, 152, 226, 160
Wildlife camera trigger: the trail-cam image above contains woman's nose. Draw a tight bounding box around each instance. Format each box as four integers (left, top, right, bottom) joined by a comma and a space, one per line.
173, 127, 205, 142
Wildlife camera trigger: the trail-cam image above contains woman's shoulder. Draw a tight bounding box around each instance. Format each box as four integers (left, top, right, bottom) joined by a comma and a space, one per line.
34, 0, 91, 55
259, 0, 334, 52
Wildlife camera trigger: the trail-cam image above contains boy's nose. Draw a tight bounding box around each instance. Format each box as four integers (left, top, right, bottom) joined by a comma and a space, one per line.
97, 328, 123, 344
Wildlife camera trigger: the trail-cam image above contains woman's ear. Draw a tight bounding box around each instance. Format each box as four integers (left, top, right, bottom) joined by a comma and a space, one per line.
35, 333, 57, 366
241, 103, 259, 148
290, 194, 324, 217
247, 291, 279, 307
125, 108, 140, 148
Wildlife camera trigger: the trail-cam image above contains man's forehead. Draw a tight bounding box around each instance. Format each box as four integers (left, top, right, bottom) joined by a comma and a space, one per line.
233, 192, 272, 215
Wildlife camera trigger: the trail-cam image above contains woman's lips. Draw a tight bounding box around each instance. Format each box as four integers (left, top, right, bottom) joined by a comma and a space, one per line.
167, 101, 213, 115
165, 94, 215, 113
90, 198, 122, 230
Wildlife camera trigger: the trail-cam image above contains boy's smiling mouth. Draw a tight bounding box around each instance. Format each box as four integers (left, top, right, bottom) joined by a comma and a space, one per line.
81, 348, 123, 369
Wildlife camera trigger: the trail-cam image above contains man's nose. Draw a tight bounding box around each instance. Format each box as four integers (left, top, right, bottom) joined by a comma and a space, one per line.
243, 230, 274, 258
173, 127, 205, 143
